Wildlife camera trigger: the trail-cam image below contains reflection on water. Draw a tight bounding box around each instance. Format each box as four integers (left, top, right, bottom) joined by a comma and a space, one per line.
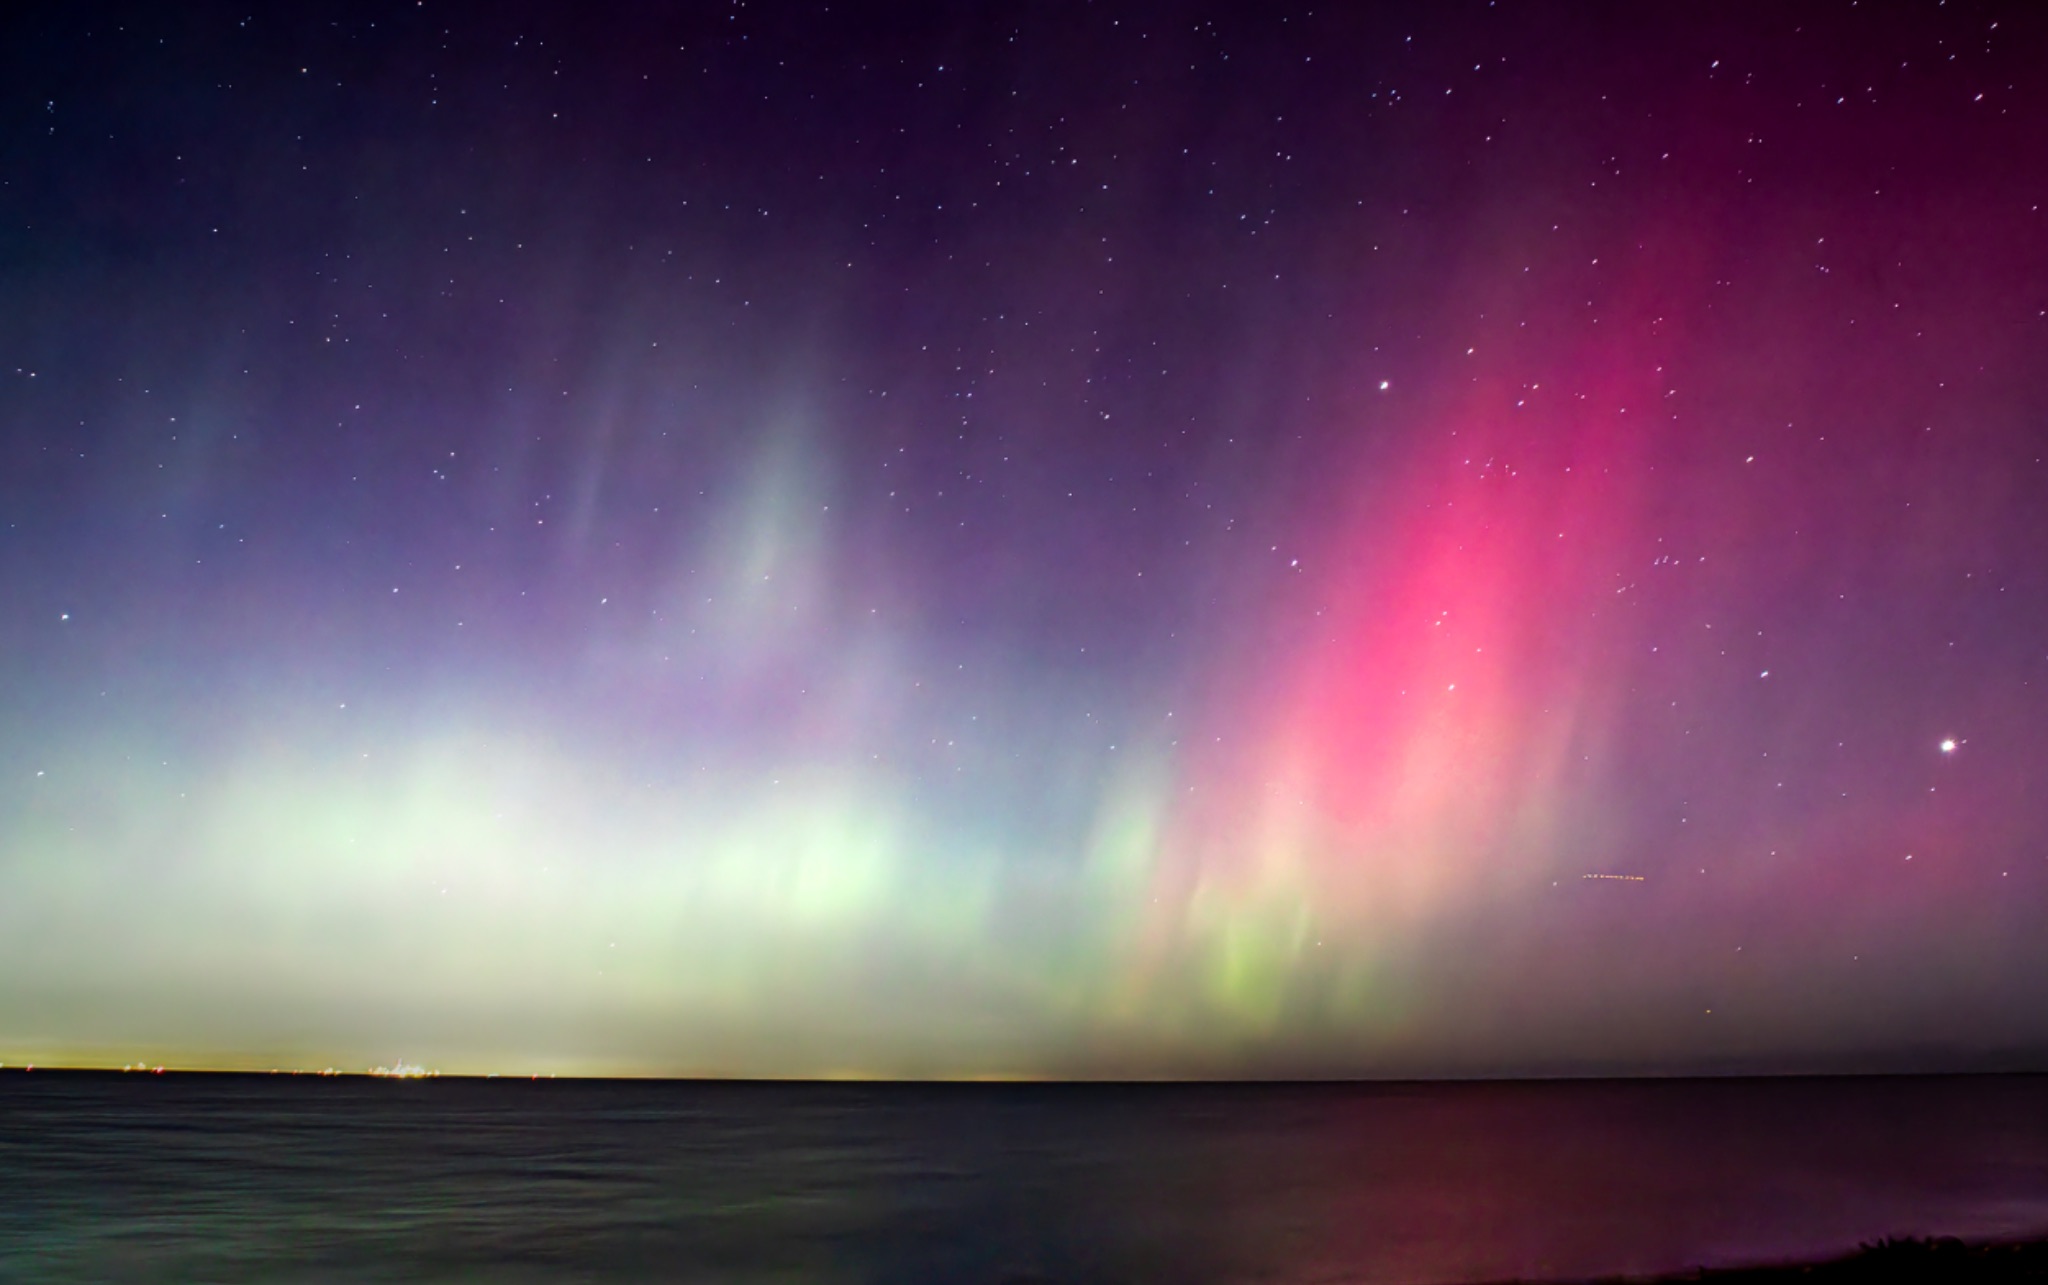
2, 1073, 2046, 1283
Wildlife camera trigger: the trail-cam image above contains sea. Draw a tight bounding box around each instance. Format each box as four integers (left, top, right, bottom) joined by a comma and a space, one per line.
2, 1072, 2046, 1283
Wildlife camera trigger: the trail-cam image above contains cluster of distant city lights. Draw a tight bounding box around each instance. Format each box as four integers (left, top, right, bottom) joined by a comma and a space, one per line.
0, 1061, 475, 1078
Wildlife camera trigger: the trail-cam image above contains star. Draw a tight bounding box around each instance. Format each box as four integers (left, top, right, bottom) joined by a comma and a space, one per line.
1939, 739, 1957, 754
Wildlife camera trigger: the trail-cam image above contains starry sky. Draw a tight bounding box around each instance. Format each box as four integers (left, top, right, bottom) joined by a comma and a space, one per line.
3, 0, 2047, 1079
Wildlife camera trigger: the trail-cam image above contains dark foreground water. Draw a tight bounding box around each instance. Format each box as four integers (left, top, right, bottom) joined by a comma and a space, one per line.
3, 1073, 2047, 1284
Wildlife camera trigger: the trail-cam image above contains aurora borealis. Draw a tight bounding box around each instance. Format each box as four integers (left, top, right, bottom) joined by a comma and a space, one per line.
4, 1, 2048, 1078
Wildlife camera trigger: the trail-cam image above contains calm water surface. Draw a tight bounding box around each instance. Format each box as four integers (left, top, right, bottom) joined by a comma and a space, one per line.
2, 1073, 2046, 1283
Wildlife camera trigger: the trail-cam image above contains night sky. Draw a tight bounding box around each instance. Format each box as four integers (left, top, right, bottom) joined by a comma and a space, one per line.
4, 1, 2047, 1079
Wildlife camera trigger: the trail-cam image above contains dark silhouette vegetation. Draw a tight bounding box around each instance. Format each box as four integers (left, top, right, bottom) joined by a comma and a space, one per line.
1552, 1237, 2048, 1284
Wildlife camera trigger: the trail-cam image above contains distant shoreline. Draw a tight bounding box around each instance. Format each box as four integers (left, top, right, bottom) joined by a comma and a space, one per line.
4, 1065, 2047, 1085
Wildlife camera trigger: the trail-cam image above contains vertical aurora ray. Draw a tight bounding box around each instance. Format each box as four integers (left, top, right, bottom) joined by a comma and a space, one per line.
1118, 249, 1689, 1047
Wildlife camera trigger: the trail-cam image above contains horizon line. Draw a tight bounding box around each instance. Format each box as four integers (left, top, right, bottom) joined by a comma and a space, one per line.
5, 1063, 2045, 1085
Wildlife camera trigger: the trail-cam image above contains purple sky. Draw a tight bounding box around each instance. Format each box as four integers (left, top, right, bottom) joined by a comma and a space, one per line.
3, 0, 2047, 1077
